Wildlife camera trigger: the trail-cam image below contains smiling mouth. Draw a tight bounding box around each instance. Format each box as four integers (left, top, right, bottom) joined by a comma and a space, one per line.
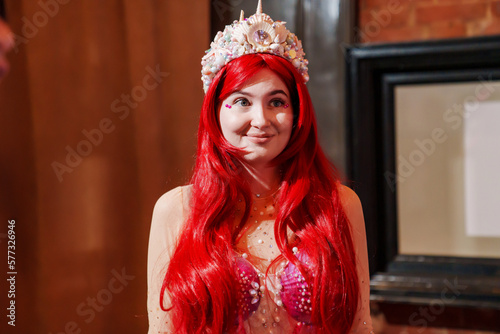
246, 134, 274, 144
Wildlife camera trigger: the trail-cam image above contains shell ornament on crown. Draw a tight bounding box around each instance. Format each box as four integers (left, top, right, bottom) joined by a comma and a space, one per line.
201, 0, 309, 93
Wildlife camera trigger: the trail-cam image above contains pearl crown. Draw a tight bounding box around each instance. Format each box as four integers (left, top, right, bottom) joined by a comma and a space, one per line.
201, 0, 309, 93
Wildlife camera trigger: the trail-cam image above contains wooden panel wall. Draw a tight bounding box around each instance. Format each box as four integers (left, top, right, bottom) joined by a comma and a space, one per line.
0, 0, 208, 333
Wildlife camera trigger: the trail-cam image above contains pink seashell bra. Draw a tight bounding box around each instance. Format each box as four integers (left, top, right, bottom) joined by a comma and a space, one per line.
235, 250, 315, 327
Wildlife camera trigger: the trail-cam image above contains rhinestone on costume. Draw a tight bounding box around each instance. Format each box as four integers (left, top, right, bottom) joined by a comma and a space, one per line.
235, 256, 261, 318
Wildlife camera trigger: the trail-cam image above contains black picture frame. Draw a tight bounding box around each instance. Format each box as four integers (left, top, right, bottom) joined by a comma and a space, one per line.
345, 36, 500, 331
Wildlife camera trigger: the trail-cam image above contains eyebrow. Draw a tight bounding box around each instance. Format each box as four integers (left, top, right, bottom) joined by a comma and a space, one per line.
230, 89, 289, 98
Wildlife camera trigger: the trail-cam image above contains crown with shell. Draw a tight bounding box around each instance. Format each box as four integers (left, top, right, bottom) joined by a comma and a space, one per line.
201, 0, 309, 93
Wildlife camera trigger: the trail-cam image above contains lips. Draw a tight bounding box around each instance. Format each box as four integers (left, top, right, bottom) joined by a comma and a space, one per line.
246, 133, 274, 144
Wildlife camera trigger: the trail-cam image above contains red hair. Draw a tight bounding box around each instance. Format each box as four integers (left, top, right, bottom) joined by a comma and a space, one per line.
161, 54, 359, 333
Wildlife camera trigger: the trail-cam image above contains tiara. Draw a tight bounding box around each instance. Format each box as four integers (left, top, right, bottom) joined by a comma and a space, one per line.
201, 0, 309, 93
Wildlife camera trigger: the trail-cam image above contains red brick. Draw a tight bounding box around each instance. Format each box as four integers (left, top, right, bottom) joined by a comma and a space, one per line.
364, 0, 389, 9
364, 0, 413, 10
415, 0, 437, 6
360, 3, 412, 29
416, 3, 488, 24
428, 20, 467, 39
359, 10, 371, 26
482, 20, 500, 35
492, 1, 500, 18
358, 25, 425, 43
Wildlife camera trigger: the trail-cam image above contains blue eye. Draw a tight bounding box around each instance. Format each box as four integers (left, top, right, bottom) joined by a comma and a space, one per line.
235, 98, 250, 107
271, 99, 285, 108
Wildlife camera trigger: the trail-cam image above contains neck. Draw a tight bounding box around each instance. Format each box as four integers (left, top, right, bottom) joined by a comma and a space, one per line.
240, 163, 281, 197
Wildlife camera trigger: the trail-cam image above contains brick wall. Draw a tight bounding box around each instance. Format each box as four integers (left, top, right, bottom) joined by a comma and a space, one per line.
357, 0, 500, 43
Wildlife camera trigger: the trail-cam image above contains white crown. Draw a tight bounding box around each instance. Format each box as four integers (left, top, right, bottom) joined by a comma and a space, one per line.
201, 0, 309, 93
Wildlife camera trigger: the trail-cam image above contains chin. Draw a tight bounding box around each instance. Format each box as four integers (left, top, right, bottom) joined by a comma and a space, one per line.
242, 152, 279, 167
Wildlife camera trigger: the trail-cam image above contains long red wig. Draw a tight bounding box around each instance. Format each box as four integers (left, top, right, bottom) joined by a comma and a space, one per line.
161, 53, 359, 333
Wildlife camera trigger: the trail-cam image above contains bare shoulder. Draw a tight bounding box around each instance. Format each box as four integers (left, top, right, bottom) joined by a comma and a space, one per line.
338, 185, 374, 332
153, 185, 192, 213
337, 184, 365, 233
338, 184, 361, 205
151, 185, 192, 227
148, 185, 193, 264
338, 185, 363, 214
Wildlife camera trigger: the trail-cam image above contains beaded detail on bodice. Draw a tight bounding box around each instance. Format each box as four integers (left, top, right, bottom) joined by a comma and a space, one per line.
232, 193, 315, 333
235, 251, 314, 325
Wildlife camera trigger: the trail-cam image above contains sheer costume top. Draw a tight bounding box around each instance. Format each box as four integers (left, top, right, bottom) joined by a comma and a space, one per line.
147, 185, 374, 333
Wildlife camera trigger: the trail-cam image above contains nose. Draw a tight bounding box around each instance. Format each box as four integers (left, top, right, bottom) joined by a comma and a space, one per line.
250, 103, 271, 128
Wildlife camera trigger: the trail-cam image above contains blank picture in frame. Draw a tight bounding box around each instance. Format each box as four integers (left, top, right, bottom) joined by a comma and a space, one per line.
395, 81, 500, 259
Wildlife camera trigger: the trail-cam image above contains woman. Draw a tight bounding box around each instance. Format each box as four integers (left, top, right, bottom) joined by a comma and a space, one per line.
148, 2, 373, 333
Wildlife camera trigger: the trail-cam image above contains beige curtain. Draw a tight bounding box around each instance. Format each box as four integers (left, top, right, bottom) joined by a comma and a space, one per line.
0, 0, 208, 332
